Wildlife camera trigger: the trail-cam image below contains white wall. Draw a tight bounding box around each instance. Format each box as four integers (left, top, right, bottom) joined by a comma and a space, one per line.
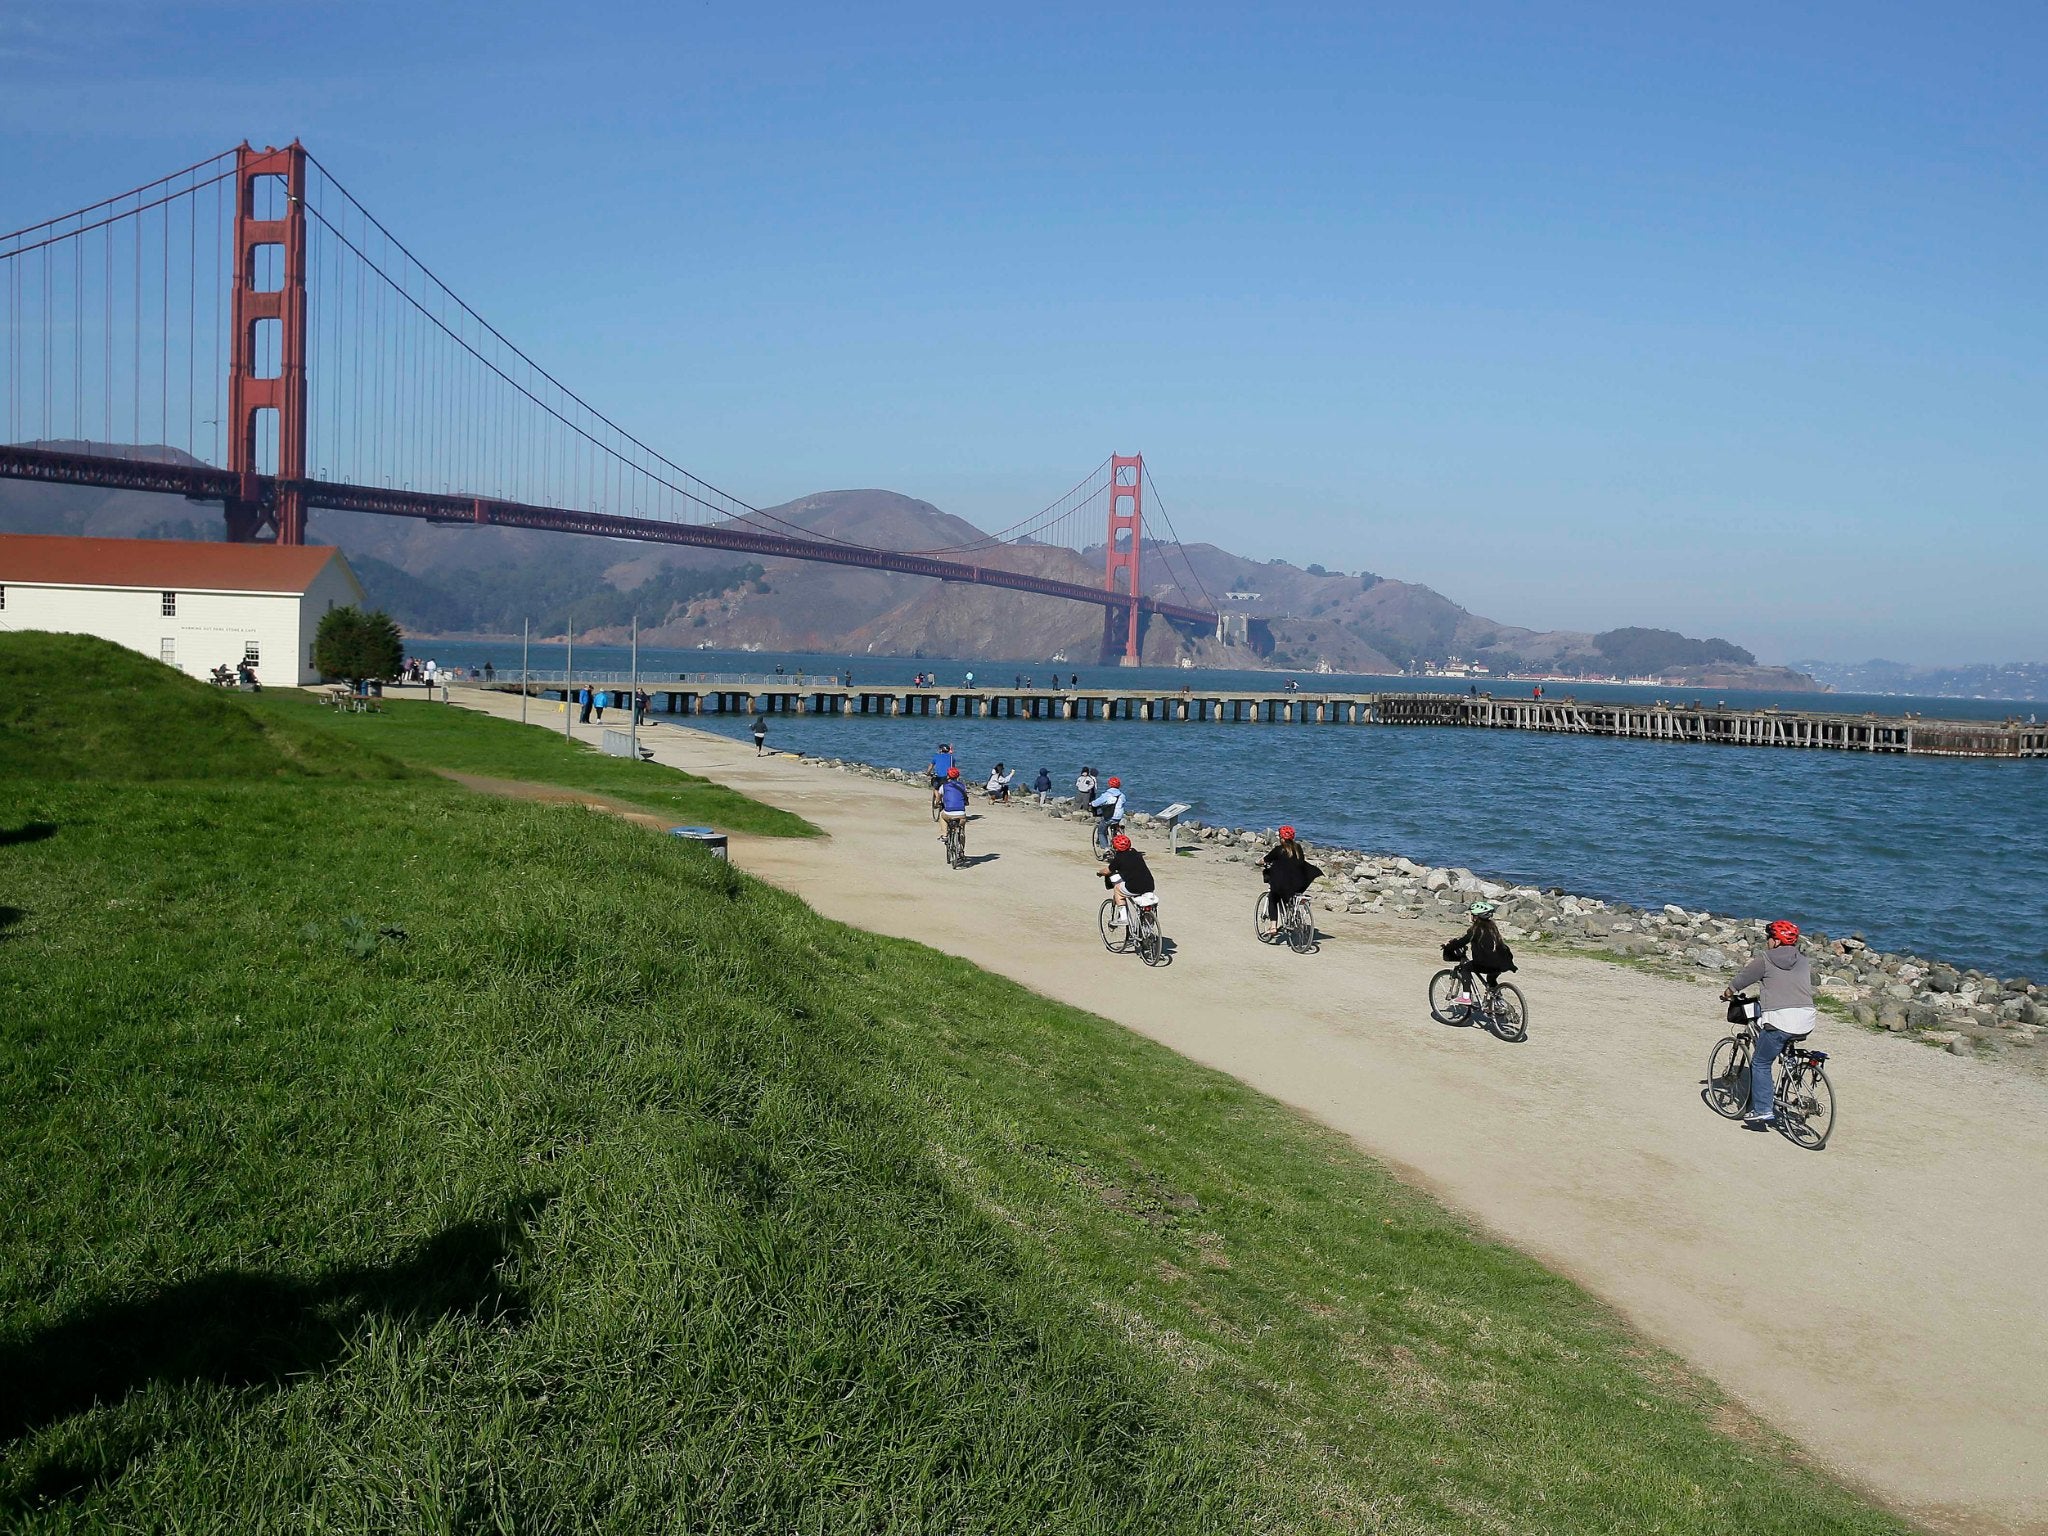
0, 582, 313, 683
295, 559, 368, 686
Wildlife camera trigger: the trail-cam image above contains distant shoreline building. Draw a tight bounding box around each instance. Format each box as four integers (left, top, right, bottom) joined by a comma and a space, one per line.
0, 534, 364, 685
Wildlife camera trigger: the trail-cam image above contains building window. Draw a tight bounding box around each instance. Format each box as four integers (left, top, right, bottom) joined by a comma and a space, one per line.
244, 641, 261, 663
160, 637, 176, 665
0, 584, 6, 610
161, 590, 177, 617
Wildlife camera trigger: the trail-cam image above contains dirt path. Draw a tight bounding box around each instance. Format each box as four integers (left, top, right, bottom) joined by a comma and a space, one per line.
461, 698, 2048, 1534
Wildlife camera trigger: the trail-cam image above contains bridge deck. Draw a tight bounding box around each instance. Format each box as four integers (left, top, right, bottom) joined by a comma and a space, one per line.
484, 680, 2048, 760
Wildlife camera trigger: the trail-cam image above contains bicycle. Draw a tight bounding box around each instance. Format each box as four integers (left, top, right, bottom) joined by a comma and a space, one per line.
1092, 813, 1122, 857
1099, 893, 1167, 966
943, 815, 967, 869
929, 779, 942, 823
1427, 964, 1528, 1042
1254, 890, 1318, 953
1705, 1000, 1835, 1150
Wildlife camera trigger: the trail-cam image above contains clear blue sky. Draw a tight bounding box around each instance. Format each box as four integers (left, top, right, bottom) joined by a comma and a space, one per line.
5, 1, 2043, 663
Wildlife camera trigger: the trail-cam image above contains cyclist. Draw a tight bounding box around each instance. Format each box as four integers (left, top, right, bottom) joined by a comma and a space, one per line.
939, 766, 972, 857
1098, 831, 1155, 928
1441, 901, 1516, 1004
1260, 825, 1323, 924
928, 742, 956, 812
1721, 920, 1816, 1131
1089, 775, 1127, 836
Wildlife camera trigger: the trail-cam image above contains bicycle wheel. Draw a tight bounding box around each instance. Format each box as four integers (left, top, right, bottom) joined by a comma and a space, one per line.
1093, 819, 1113, 857
931, 793, 940, 823
1139, 910, 1166, 967
1253, 891, 1280, 944
1705, 1036, 1751, 1120
1776, 1061, 1835, 1151
1428, 969, 1472, 1025
1286, 896, 1318, 953
1485, 982, 1528, 1042
946, 821, 964, 867
1099, 898, 1130, 953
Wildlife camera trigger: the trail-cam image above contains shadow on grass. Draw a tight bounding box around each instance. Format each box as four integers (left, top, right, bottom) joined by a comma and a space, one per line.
0, 822, 57, 847
0, 906, 23, 939
0, 1191, 552, 1509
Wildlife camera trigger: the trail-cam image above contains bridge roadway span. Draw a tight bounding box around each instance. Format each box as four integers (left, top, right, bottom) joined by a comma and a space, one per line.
0, 444, 1218, 629
496, 679, 2048, 759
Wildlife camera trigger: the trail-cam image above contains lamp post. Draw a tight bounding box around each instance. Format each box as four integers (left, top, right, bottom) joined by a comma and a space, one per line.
520, 618, 529, 725
629, 613, 640, 758
564, 620, 574, 738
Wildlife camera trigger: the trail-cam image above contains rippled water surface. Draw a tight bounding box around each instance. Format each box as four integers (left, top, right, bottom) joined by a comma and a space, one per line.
426, 642, 2048, 977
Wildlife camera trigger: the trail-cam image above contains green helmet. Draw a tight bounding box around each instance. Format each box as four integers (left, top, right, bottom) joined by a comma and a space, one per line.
1468, 901, 1497, 917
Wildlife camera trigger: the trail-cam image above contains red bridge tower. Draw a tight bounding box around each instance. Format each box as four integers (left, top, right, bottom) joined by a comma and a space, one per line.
1102, 452, 1143, 666
225, 142, 310, 544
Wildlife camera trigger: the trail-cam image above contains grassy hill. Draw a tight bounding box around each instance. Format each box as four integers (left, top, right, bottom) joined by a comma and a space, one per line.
0, 632, 411, 782
0, 643, 1903, 1528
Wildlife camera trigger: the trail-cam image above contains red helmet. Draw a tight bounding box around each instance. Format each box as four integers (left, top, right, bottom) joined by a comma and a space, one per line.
1767, 920, 1800, 946
1278, 825, 1296, 841
1107, 776, 1121, 788
946, 766, 960, 779
1111, 832, 1132, 852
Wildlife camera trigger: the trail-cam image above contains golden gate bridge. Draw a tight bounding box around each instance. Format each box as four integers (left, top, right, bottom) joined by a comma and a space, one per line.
0, 142, 1218, 664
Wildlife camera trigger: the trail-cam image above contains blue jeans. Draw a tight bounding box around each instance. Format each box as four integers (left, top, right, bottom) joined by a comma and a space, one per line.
1749, 1028, 1792, 1120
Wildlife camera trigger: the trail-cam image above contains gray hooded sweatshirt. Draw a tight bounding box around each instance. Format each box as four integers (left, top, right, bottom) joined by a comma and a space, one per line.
1731, 946, 1814, 1015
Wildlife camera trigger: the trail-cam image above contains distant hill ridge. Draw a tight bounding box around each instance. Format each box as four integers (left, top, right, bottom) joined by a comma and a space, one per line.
0, 447, 1814, 685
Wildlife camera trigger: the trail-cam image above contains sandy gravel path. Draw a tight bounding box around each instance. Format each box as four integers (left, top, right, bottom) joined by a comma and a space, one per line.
465, 698, 2048, 1533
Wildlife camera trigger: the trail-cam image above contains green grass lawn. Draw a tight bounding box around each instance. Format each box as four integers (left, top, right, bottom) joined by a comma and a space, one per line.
0, 640, 1904, 1530
250, 688, 817, 838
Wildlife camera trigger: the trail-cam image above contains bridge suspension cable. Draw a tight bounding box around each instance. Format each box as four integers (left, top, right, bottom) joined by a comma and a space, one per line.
3, 141, 1219, 638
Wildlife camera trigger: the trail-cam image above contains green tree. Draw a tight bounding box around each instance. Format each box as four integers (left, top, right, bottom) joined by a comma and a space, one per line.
314, 606, 404, 686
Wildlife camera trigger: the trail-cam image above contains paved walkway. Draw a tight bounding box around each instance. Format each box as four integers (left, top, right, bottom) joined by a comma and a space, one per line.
466, 696, 2048, 1534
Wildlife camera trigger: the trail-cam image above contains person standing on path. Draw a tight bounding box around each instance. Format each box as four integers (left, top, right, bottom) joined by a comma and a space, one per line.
578, 686, 593, 724
751, 714, 768, 755
595, 688, 609, 721
1033, 767, 1053, 806
1722, 921, 1817, 1131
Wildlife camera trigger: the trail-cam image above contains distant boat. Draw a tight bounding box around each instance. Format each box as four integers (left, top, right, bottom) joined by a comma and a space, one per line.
1048, 651, 1069, 663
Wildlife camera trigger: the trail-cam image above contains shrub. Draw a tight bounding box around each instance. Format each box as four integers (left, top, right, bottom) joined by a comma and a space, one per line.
314, 606, 404, 686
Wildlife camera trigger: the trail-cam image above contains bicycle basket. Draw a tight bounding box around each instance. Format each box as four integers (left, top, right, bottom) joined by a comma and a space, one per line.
1726, 996, 1760, 1025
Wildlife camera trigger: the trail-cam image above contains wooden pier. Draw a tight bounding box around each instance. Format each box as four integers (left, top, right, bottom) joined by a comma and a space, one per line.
493, 680, 2048, 760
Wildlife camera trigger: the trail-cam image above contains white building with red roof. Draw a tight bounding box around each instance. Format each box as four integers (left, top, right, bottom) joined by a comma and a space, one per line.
0, 535, 366, 685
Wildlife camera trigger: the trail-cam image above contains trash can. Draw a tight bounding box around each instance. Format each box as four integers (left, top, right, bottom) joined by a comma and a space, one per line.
667, 825, 729, 859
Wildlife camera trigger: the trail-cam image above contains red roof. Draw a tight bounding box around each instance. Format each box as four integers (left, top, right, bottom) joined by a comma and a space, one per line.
0, 534, 353, 595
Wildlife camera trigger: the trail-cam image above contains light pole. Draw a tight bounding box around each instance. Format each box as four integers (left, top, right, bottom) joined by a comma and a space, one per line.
629, 613, 640, 759
564, 620, 574, 738
520, 618, 529, 725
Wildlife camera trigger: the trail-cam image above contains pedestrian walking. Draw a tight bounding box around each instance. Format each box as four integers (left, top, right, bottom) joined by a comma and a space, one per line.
595, 688, 609, 721
578, 686, 593, 724
751, 714, 768, 755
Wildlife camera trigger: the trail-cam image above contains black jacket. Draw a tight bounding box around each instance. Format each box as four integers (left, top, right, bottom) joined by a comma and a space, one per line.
1261, 849, 1323, 899
1443, 925, 1515, 975
1104, 848, 1156, 896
